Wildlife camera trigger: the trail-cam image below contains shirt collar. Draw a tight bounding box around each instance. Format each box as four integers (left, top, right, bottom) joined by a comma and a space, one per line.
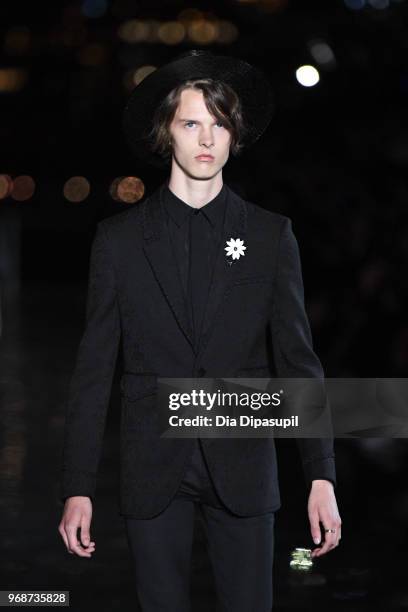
162, 182, 227, 229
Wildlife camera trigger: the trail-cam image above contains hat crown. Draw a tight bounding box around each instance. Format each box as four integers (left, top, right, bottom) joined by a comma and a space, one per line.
174, 49, 213, 61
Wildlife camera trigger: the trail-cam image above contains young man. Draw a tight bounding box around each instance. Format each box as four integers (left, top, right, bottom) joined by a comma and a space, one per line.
59, 50, 341, 611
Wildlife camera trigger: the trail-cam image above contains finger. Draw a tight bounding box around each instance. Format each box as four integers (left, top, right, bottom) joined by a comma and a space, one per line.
314, 530, 337, 557
66, 524, 93, 557
318, 519, 342, 555
80, 516, 92, 548
309, 511, 321, 545
76, 537, 95, 552
74, 537, 95, 555
335, 525, 342, 546
329, 521, 342, 548
58, 523, 72, 554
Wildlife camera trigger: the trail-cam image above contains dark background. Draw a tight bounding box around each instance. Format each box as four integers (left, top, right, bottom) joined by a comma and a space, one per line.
1, 1, 408, 610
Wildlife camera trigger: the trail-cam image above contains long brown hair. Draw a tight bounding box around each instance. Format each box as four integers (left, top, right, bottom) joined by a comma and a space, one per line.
147, 78, 248, 165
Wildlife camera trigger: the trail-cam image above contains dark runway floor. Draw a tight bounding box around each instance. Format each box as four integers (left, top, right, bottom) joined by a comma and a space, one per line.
1, 282, 407, 611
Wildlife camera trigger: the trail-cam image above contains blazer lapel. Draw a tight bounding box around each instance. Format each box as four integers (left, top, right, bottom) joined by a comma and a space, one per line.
142, 184, 195, 351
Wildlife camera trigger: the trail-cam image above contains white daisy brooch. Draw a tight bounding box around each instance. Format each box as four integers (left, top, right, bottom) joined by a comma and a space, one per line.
225, 238, 247, 263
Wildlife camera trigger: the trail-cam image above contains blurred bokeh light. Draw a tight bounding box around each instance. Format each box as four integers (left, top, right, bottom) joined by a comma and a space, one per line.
115, 176, 145, 203
157, 21, 186, 45
118, 19, 150, 43
0, 175, 13, 199
123, 65, 157, 90
0, 68, 27, 93
63, 177, 91, 203
3, 26, 31, 56
10, 176, 35, 201
296, 65, 320, 87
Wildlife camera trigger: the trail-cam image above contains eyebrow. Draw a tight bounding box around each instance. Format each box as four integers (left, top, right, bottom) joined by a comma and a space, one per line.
177, 118, 221, 124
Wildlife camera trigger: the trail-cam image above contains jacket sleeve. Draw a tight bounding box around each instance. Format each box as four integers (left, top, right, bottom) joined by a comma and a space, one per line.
59, 221, 121, 503
269, 216, 336, 490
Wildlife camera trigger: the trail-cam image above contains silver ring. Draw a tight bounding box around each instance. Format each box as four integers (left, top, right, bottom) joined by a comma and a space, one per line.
324, 528, 336, 533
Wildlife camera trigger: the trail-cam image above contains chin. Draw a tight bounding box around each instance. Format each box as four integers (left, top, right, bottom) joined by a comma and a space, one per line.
182, 163, 219, 180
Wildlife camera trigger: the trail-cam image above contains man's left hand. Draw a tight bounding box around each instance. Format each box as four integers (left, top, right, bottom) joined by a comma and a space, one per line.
308, 479, 342, 558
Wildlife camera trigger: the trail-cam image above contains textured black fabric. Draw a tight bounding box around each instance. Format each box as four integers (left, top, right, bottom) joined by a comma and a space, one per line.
59, 181, 336, 518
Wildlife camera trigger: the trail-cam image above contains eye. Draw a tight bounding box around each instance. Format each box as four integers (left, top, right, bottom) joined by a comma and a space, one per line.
184, 121, 225, 128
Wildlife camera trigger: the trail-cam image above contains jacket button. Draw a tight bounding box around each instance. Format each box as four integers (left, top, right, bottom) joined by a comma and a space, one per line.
197, 367, 206, 377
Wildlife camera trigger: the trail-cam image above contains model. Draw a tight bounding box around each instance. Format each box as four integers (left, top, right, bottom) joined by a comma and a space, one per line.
58, 49, 342, 612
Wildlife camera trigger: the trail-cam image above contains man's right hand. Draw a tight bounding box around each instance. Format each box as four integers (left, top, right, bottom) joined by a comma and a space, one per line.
58, 496, 95, 558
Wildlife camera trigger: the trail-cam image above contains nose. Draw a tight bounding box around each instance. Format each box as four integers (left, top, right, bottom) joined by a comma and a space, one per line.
199, 127, 214, 148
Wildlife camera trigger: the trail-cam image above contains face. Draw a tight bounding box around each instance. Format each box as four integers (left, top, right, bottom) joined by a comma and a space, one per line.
168, 88, 232, 179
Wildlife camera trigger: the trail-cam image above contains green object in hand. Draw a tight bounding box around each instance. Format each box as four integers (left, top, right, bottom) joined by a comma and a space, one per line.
290, 548, 313, 570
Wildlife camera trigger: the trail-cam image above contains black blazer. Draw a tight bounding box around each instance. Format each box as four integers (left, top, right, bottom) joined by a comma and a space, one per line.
60, 182, 336, 519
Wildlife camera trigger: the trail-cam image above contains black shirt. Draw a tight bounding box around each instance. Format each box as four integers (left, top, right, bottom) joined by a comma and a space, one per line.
162, 182, 227, 351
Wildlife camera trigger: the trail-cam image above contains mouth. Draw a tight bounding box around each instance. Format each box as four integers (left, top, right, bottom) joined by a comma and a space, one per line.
195, 155, 214, 162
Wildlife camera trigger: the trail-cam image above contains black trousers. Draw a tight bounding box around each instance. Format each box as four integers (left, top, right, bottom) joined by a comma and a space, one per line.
124, 439, 275, 612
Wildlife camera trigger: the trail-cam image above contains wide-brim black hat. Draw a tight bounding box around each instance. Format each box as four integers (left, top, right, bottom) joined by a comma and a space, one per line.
122, 49, 274, 168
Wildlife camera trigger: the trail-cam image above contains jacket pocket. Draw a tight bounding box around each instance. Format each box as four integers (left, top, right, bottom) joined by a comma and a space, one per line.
120, 372, 158, 400
232, 275, 273, 287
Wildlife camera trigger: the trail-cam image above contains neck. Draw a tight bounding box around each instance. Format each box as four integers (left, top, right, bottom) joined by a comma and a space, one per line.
167, 164, 223, 209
